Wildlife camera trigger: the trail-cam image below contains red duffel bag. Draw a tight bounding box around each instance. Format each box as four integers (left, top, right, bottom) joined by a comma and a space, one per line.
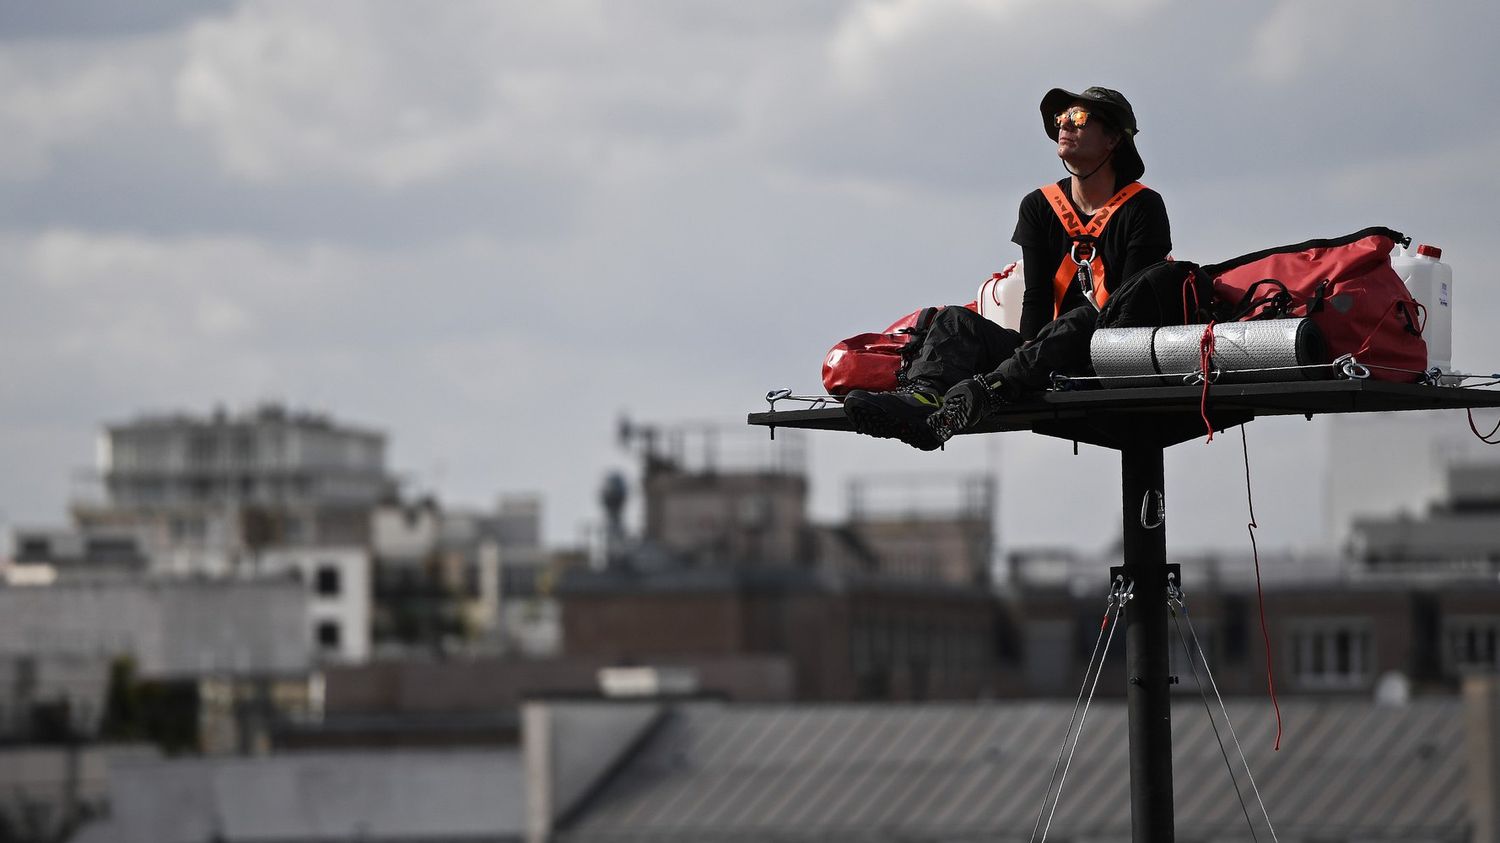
821, 302, 978, 395
1206, 227, 1427, 382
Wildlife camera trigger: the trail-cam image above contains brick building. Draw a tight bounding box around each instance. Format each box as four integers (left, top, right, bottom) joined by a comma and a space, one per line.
558, 422, 1002, 703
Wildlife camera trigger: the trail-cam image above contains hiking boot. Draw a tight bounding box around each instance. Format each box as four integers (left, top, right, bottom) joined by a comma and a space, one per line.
928, 373, 1007, 445
843, 385, 944, 451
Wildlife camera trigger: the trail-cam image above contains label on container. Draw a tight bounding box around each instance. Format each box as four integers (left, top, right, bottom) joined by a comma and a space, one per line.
1441, 282, 1449, 306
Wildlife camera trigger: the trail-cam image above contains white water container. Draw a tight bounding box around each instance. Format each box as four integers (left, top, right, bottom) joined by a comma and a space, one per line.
1391, 242, 1453, 376
978, 260, 1025, 331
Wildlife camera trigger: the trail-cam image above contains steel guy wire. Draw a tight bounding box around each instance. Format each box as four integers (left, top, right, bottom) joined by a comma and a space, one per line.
1033, 576, 1131, 843
1168, 586, 1281, 843
1167, 578, 1258, 842
1028, 578, 1121, 843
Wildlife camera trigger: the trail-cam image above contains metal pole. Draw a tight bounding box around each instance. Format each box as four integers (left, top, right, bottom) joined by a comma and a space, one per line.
1121, 444, 1174, 842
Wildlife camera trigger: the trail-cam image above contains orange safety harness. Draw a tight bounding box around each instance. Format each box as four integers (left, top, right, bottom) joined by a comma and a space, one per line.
1040, 182, 1145, 318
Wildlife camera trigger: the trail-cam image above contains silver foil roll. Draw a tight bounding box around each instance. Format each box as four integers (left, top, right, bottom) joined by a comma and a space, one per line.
1151, 324, 1205, 382
1090, 318, 1328, 387
1089, 326, 1161, 388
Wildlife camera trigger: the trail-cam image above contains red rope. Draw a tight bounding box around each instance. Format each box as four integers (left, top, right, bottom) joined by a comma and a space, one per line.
1242, 427, 1282, 751
1199, 322, 1217, 442
1469, 408, 1500, 444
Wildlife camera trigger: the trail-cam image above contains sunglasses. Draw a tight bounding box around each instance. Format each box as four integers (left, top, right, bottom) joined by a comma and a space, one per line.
1053, 106, 1096, 130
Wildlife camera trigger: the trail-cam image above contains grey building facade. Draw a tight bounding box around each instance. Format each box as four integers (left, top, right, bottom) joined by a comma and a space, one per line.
76, 403, 393, 577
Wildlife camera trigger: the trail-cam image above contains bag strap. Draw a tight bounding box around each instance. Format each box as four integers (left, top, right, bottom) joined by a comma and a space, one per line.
895, 306, 943, 384
1227, 278, 1294, 321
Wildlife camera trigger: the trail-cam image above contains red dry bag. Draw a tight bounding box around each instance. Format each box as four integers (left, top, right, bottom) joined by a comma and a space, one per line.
1206, 227, 1427, 382
821, 303, 977, 395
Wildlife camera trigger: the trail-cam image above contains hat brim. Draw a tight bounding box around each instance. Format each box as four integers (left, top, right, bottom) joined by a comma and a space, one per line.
1114, 135, 1145, 182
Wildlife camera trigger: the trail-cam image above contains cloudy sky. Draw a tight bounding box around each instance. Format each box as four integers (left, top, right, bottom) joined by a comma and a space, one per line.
3, 0, 1499, 557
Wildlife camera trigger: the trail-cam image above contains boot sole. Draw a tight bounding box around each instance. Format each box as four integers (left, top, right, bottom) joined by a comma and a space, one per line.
843, 393, 943, 451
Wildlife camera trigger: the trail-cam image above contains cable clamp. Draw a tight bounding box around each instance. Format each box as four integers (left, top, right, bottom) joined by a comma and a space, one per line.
1184, 367, 1222, 386
1333, 354, 1370, 380
1166, 571, 1183, 603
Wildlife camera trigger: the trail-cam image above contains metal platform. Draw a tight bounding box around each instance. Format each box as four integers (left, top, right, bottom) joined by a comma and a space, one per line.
746, 377, 1500, 842
748, 379, 1500, 449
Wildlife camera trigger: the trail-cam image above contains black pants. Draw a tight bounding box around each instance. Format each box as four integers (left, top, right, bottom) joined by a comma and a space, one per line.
905, 304, 1098, 399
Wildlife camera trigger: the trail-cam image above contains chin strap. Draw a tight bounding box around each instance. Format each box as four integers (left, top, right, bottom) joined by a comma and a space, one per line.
1063, 155, 1112, 181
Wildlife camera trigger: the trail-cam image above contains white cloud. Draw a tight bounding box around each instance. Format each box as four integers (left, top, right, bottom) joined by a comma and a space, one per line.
174, 4, 496, 186
826, 0, 1168, 93
171, 2, 778, 188
0, 45, 164, 180
7, 230, 356, 375
1242, 0, 1436, 86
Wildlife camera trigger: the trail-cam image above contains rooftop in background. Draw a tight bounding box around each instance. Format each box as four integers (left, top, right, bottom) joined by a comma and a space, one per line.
544, 692, 1486, 843
107, 402, 383, 438
612, 421, 995, 585
620, 415, 807, 477
93, 402, 392, 512
72, 749, 524, 843
1004, 543, 1500, 594
1348, 460, 1500, 570
847, 473, 995, 522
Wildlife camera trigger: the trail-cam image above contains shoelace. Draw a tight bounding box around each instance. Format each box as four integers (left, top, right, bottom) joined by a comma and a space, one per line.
928, 402, 965, 443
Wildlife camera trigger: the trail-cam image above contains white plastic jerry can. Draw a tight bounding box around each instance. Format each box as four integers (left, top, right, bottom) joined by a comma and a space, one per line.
978, 259, 1024, 332
1391, 242, 1453, 376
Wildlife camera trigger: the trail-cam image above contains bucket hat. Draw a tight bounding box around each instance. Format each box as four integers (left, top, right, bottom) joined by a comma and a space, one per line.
1040, 86, 1144, 182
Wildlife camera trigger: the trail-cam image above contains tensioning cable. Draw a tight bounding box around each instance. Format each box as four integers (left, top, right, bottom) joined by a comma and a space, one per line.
1168, 575, 1280, 842
1030, 575, 1132, 843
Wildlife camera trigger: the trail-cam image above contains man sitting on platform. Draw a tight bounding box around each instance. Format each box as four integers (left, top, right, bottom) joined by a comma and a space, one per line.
844, 86, 1173, 450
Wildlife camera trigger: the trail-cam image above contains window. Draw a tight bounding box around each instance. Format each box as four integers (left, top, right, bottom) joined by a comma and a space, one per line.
171, 517, 206, 542
1289, 622, 1373, 689
316, 621, 341, 650
315, 565, 341, 597
232, 432, 255, 465
17, 538, 50, 562
188, 433, 216, 467
1443, 617, 1500, 674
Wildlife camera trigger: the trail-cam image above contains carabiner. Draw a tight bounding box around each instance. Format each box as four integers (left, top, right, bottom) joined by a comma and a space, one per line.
1140, 490, 1165, 529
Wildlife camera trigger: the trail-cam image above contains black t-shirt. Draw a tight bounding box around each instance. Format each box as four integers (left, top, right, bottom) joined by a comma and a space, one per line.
1010, 178, 1172, 340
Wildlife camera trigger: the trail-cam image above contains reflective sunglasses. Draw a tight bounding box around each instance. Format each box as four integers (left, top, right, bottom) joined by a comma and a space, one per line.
1053, 106, 1093, 130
